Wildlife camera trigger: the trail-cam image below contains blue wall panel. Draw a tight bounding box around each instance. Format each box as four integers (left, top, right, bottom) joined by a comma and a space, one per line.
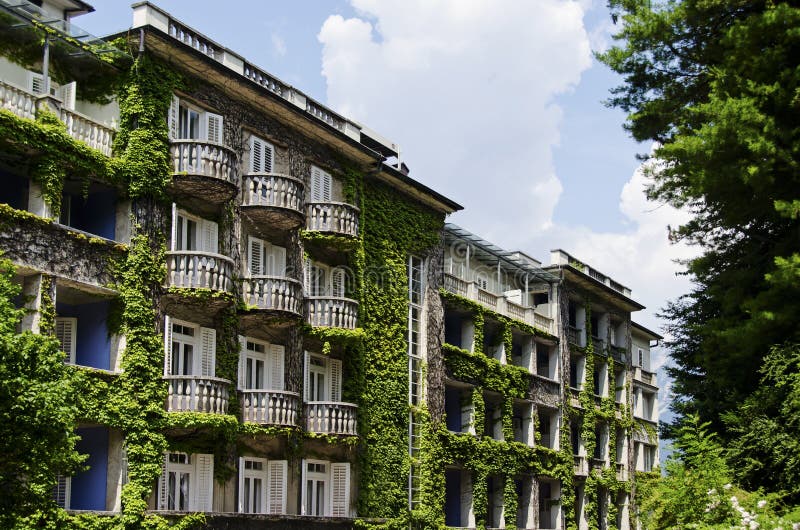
56, 301, 111, 370
71, 427, 109, 510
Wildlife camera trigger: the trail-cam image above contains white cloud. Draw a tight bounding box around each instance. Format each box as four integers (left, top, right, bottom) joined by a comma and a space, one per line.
271, 33, 287, 57
318, 0, 592, 234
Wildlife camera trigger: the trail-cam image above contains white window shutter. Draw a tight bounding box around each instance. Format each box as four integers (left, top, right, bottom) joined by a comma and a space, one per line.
157, 453, 169, 510
269, 344, 284, 390
238, 335, 247, 390
53, 475, 71, 509
263, 141, 274, 173
329, 358, 342, 402
311, 166, 322, 201
200, 327, 216, 377
201, 219, 218, 254
163, 316, 173, 375
168, 95, 179, 140
194, 454, 214, 512
271, 245, 286, 276
29, 71, 46, 94
237, 457, 245, 513
54, 317, 77, 364
249, 136, 263, 173
205, 112, 223, 144
300, 459, 308, 515
330, 463, 350, 517
303, 351, 310, 401
304, 259, 313, 295
331, 268, 345, 298
267, 460, 287, 514
170, 203, 178, 251
322, 170, 332, 201
248, 237, 263, 276
56, 81, 76, 111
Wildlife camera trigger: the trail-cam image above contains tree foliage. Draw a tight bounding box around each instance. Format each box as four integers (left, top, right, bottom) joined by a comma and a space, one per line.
599, 0, 800, 497
0, 257, 83, 525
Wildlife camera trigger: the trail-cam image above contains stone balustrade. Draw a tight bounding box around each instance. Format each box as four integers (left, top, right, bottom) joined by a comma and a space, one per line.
305, 401, 358, 435
166, 251, 234, 292
242, 275, 302, 315
165, 375, 230, 414
442, 273, 555, 335
60, 107, 115, 156
305, 201, 359, 238
0, 80, 35, 120
242, 173, 304, 214
305, 296, 358, 329
241, 389, 300, 426
574, 455, 588, 476
170, 140, 237, 184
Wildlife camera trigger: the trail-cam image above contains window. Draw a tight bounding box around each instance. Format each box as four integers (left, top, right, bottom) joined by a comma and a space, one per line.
304, 352, 342, 402
29, 71, 75, 110
55, 317, 77, 364
171, 206, 218, 253
239, 337, 284, 390
238, 457, 287, 514
408, 256, 424, 508
309, 166, 332, 201
637, 348, 644, 367
249, 135, 274, 173
474, 273, 488, 291
158, 452, 214, 512
164, 318, 216, 377
301, 460, 350, 517
168, 95, 223, 144
247, 237, 286, 276
304, 260, 346, 297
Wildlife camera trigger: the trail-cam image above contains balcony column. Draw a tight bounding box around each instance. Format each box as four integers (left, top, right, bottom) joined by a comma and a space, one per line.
20, 273, 54, 333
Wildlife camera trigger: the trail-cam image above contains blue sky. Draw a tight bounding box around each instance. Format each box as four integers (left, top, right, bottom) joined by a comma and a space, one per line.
77, 1, 695, 425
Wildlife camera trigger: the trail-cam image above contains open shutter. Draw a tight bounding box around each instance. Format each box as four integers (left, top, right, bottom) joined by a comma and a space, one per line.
29, 71, 47, 94
200, 327, 216, 377
248, 237, 264, 276
331, 268, 345, 298
330, 463, 350, 517
269, 344, 284, 390
55, 317, 77, 364
53, 475, 71, 509
168, 95, 179, 140
310, 166, 323, 201
267, 460, 287, 514
56, 81, 76, 110
303, 351, 310, 401
204, 112, 223, 144
201, 219, 218, 254
304, 260, 313, 296
157, 453, 169, 510
322, 170, 332, 201
238, 335, 247, 390
249, 135, 263, 173
163, 316, 173, 375
170, 204, 178, 251
329, 358, 342, 403
263, 141, 274, 173
195, 454, 214, 511
300, 459, 308, 515
237, 457, 245, 513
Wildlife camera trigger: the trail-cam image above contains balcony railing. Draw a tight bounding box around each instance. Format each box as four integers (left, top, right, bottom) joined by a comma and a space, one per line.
305, 296, 358, 329
60, 107, 114, 156
170, 140, 237, 185
241, 389, 300, 426
242, 173, 304, 214
441, 273, 555, 335
166, 251, 235, 292
0, 80, 115, 155
616, 463, 628, 481
242, 276, 302, 315
165, 375, 230, 414
634, 366, 655, 386
305, 401, 358, 435
305, 201, 359, 238
574, 455, 588, 476
610, 345, 627, 364
567, 326, 582, 346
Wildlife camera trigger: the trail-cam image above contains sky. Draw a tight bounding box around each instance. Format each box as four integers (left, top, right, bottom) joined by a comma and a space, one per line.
77, 0, 698, 425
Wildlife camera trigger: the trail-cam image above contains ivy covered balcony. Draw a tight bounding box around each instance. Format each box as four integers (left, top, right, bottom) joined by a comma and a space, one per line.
241, 275, 303, 319
304, 401, 358, 435
169, 140, 238, 205
305, 201, 359, 238
165, 375, 230, 414
241, 173, 305, 231
241, 389, 300, 426
166, 251, 235, 293
305, 296, 358, 329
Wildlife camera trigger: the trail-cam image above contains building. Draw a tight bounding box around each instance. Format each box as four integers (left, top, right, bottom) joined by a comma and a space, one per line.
0, 1, 660, 528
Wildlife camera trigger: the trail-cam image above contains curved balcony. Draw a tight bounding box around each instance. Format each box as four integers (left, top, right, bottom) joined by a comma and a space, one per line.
241, 390, 300, 426
241, 276, 303, 329
170, 140, 238, 204
241, 173, 305, 231
305, 296, 358, 329
305, 401, 358, 435
165, 375, 230, 414
166, 251, 235, 292
305, 201, 359, 238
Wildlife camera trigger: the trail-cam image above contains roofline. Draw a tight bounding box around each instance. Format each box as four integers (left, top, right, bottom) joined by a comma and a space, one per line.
544, 263, 646, 311
65, 0, 95, 16
632, 321, 663, 340
380, 163, 462, 213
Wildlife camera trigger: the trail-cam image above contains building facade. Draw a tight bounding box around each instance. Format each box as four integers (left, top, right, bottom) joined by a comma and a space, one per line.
0, 1, 660, 528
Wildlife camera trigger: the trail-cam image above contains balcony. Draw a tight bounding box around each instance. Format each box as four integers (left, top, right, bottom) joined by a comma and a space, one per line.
305, 401, 358, 435
242, 276, 303, 317
610, 345, 627, 364
169, 140, 237, 205
305, 201, 359, 238
165, 375, 230, 414
305, 296, 358, 329
166, 251, 235, 292
241, 173, 305, 231
0, 79, 115, 156
241, 390, 300, 426
442, 273, 555, 335
616, 463, 628, 482
574, 456, 588, 476
634, 366, 656, 386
